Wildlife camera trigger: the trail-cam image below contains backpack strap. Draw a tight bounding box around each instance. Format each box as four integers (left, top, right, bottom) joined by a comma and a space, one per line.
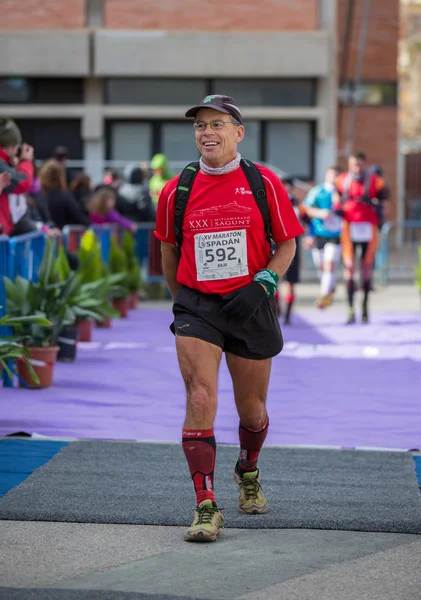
342, 173, 352, 202
363, 170, 373, 201
173, 161, 200, 253
239, 159, 272, 247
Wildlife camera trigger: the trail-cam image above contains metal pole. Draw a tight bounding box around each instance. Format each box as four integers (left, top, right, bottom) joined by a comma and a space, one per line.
344, 0, 372, 157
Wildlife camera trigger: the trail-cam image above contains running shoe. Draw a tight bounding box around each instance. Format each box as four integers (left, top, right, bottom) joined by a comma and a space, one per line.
234, 464, 269, 514
184, 499, 224, 542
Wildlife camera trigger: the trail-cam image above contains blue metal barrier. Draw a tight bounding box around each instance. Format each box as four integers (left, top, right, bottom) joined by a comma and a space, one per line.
378, 220, 421, 285
91, 224, 119, 265
8, 231, 46, 283
1, 231, 46, 388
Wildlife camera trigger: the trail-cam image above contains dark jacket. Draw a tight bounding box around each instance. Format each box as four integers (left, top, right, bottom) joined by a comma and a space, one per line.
42, 189, 91, 230
118, 163, 155, 222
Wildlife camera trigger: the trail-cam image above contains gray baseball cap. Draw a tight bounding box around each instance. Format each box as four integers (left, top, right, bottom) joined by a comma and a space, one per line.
185, 94, 243, 124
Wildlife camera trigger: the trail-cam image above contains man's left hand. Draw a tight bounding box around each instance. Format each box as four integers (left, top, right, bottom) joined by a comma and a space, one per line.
221, 281, 267, 321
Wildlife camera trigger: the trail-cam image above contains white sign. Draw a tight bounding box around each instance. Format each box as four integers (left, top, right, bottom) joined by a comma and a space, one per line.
194, 229, 248, 281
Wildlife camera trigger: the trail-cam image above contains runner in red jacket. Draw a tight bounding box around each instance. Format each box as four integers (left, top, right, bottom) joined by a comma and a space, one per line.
155, 94, 303, 543
334, 152, 387, 324
0, 119, 34, 236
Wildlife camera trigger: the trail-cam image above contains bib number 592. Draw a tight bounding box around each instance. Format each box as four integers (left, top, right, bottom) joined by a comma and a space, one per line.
205, 247, 236, 263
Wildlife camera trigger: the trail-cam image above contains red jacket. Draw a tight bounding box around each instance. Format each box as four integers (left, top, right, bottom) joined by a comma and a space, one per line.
0, 147, 34, 236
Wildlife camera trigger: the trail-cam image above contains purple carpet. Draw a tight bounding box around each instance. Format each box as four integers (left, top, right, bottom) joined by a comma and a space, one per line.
1, 308, 420, 449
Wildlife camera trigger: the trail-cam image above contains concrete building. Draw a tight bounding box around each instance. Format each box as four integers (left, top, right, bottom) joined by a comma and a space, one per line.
0, 0, 399, 215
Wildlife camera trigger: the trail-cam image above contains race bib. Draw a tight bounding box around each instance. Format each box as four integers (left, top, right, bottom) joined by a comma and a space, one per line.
350, 222, 373, 242
194, 230, 248, 281
323, 213, 342, 234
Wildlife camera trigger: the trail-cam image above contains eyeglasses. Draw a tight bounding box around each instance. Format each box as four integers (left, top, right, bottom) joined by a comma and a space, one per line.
193, 120, 239, 132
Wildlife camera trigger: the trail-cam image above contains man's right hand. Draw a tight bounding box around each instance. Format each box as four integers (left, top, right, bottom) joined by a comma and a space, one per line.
19, 143, 34, 162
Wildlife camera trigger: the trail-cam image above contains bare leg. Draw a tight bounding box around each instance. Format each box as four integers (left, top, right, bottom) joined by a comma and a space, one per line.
344, 257, 356, 324
284, 282, 294, 325
176, 337, 222, 430
177, 337, 222, 508
226, 353, 271, 513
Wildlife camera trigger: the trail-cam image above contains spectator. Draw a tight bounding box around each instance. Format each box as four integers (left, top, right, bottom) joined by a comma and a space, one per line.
87, 187, 137, 233
103, 169, 121, 189
52, 145, 76, 186
0, 118, 34, 236
118, 163, 155, 222
149, 153, 173, 207
39, 159, 91, 230
69, 172, 93, 210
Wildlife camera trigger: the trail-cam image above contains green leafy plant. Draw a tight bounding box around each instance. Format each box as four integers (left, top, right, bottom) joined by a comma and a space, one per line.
121, 231, 142, 294
4, 239, 76, 346
0, 309, 52, 383
58, 243, 124, 324
109, 237, 130, 300
78, 230, 104, 285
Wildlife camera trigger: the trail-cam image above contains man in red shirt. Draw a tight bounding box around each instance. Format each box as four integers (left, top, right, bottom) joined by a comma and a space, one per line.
335, 152, 387, 324
0, 119, 34, 236
155, 94, 303, 542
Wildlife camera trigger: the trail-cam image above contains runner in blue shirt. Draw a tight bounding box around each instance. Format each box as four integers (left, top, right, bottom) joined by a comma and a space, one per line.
304, 166, 342, 308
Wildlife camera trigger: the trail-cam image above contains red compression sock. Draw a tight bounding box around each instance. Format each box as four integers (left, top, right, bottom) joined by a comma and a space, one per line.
182, 428, 216, 505
237, 415, 269, 476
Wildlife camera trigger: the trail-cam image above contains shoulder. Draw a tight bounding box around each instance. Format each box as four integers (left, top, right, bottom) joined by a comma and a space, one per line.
254, 164, 280, 185
304, 184, 322, 204
335, 172, 348, 188
250, 164, 283, 197
371, 174, 385, 189
161, 174, 181, 199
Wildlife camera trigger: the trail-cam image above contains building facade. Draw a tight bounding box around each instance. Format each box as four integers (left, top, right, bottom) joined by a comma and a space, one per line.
0, 0, 399, 215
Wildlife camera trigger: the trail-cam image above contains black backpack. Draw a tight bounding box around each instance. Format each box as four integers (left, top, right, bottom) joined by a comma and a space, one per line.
173, 159, 272, 253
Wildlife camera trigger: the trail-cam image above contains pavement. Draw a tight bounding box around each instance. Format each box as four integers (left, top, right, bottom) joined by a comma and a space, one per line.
1, 283, 420, 599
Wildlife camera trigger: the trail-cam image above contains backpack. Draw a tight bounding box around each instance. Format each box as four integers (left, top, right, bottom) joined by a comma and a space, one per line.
173, 159, 272, 254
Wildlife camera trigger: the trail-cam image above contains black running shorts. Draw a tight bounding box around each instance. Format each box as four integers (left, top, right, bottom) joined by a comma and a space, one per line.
171, 285, 283, 360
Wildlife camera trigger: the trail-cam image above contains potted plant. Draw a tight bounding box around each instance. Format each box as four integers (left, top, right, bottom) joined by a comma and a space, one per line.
109, 237, 130, 318
4, 239, 75, 388
75, 230, 105, 341
56, 245, 122, 353
121, 231, 142, 309
0, 310, 52, 386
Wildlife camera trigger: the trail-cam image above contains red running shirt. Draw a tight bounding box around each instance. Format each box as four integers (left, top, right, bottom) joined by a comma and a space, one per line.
335, 172, 385, 225
154, 165, 304, 295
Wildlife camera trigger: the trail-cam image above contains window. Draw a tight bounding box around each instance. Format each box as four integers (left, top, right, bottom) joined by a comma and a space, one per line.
106, 79, 207, 105
0, 78, 29, 103
14, 119, 83, 159
339, 82, 397, 106
211, 79, 316, 107
109, 122, 152, 162
238, 121, 261, 162
0, 78, 84, 104
161, 123, 199, 162
265, 121, 313, 179
32, 79, 84, 104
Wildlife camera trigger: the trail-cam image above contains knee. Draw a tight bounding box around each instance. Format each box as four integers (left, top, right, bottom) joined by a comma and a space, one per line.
325, 261, 335, 272
239, 402, 267, 430
185, 375, 213, 412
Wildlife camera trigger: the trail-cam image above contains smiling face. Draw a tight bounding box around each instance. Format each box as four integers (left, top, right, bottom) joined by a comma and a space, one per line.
194, 108, 244, 169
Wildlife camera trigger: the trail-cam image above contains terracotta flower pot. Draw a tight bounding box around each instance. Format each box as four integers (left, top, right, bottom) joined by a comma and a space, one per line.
17, 346, 59, 389
96, 316, 112, 328
77, 319, 93, 342
112, 298, 128, 318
